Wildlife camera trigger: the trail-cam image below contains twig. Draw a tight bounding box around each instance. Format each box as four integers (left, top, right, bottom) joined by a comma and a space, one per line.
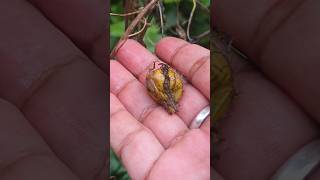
194, 30, 210, 40
175, 0, 186, 40
157, 1, 164, 36
110, 0, 160, 58
187, 0, 197, 42
195, 0, 209, 14
110, 8, 143, 17
128, 18, 148, 37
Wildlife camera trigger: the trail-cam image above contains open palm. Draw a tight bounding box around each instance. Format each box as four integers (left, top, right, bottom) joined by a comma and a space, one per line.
0, 0, 107, 180
212, 0, 320, 179
110, 37, 210, 180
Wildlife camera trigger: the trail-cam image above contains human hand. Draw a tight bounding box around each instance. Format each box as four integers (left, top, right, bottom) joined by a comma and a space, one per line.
0, 0, 107, 179
110, 37, 210, 180
212, 0, 320, 179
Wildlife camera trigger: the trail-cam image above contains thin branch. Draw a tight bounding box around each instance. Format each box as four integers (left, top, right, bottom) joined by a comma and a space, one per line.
194, 30, 210, 40
157, 1, 164, 36
196, 0, 209, 14
110, 0, 160, 58
128, 18, 148, 37
110, 8, 143, 17
174, 0, 186, 40
187, 0, 197, 42
231, 46, 248, 59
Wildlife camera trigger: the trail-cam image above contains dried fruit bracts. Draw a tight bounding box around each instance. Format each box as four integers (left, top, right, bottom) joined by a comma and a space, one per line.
146, 62, 183, 114
212, 33, 234, 162
212, 42, 233, 124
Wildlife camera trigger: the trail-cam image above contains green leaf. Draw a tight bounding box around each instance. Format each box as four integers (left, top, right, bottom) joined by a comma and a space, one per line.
110, 149, 131, 180
200, 0, 210, 7
110, 21, 124, 37
143, 24, 162, 52
163, 0, 179, 3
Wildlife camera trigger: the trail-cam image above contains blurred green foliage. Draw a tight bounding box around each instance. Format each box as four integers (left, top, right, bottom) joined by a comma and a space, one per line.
110, 149, 131, 180
111, 0, 210, 52
110, 0, 209, 179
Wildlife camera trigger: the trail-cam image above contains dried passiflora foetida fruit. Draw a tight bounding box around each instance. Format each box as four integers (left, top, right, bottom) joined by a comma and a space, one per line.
211, 31, 234, 162
146, 62, 183, 114
212, 40, 233, 125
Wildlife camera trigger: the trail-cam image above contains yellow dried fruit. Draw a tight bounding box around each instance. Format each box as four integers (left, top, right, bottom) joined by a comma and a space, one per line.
146, 62, 183, 114
212, 42, 233, 125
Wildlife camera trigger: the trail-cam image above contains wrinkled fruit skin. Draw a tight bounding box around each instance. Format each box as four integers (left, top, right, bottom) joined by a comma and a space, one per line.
146, 62, 183, 114
211, 32, 234, 162
212, 41, 233, 125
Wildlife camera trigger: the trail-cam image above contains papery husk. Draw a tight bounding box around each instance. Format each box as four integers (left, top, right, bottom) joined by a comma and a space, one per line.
211, 33, 234, 162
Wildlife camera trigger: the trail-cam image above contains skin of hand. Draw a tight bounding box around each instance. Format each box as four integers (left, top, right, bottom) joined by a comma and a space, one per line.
212, 0, 320, 179
110, 37, 210, 180
0, 0, 107, 180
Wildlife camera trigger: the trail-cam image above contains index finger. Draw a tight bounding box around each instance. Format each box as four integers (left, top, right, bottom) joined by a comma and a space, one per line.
155, 37, 210, 99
